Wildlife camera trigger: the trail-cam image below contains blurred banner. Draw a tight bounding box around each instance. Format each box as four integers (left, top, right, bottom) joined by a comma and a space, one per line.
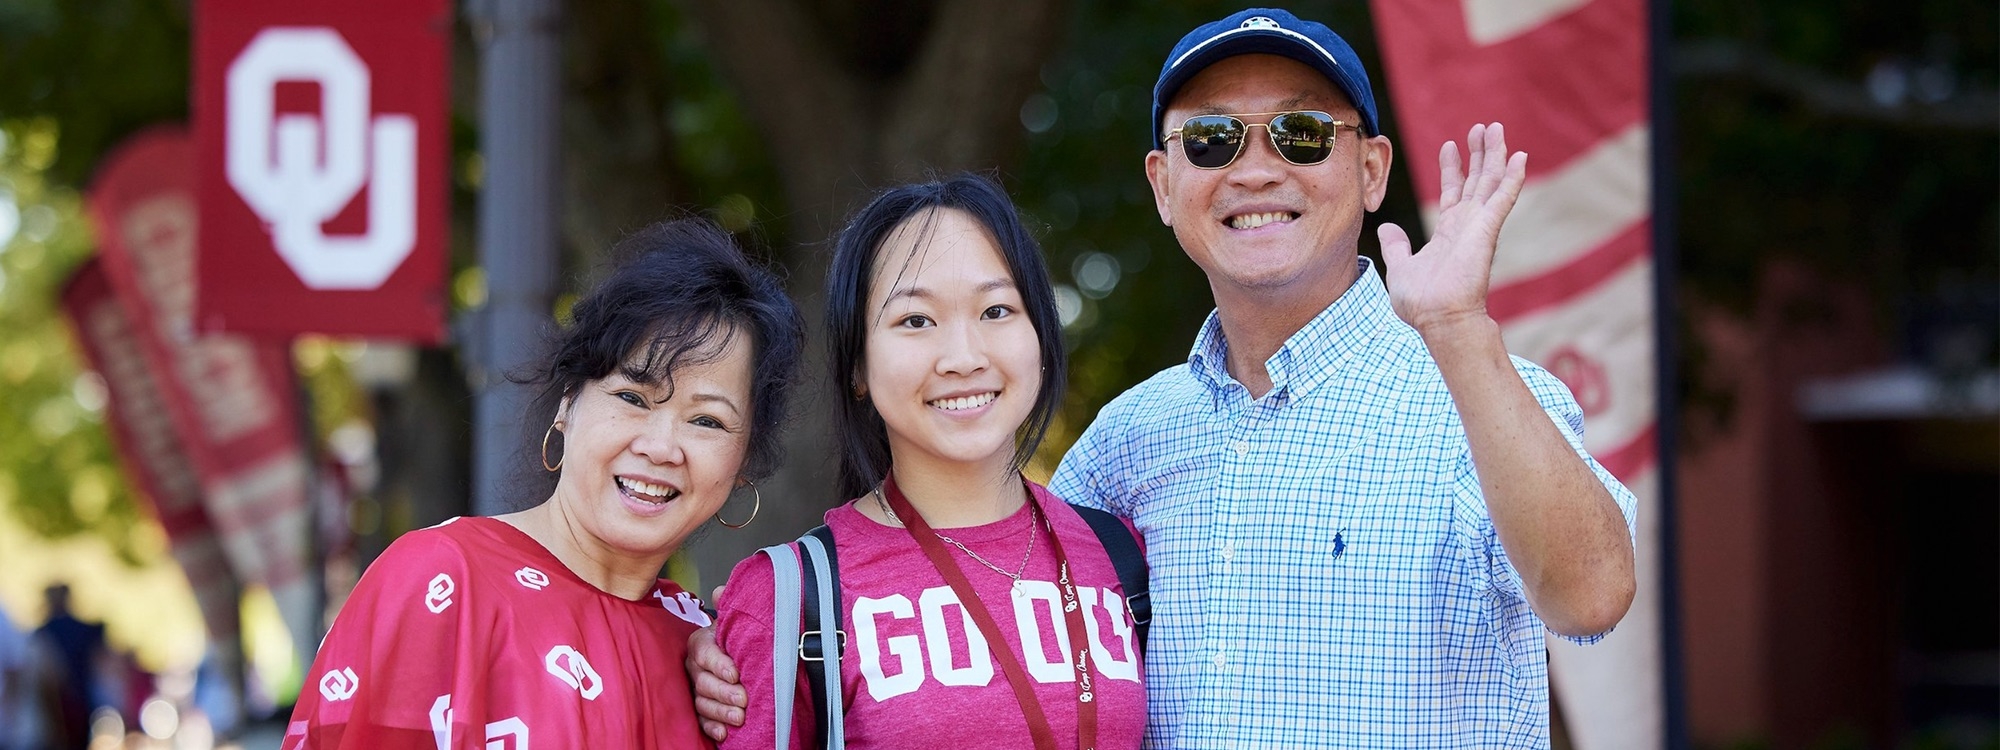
193, 0, 452, 342
82, 128, 318, 664
1370, 1, 1664, 748
60, 257, 244, 643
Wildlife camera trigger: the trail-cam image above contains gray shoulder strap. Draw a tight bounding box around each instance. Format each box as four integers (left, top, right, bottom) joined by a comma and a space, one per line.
798, 532, 845, 748
760, 543, 802, 750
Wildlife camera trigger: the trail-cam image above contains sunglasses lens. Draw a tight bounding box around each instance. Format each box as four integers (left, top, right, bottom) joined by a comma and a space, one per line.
1269, 111, 1338, 165
1180, 116, 1243, 169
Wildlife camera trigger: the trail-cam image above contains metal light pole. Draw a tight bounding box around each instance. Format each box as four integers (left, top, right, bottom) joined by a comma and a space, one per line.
468, 0, 561, 516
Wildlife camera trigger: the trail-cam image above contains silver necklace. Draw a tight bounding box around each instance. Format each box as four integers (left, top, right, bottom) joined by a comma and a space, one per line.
874, 486, 1039, 599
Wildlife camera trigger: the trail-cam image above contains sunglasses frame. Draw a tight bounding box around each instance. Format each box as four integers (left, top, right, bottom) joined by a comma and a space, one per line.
1164, 110, 1362, 170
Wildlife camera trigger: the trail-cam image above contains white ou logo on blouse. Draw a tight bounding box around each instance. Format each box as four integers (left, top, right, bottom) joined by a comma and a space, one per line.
430, 694, 530, 750
319, 667, 359, 701
544, 646, 603, 700
425, 573, 455, 613
652, 590, 712, 627
515, 567, 550, 590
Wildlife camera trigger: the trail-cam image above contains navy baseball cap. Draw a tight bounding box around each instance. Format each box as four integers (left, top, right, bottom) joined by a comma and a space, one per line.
1151, 8, 1381, 149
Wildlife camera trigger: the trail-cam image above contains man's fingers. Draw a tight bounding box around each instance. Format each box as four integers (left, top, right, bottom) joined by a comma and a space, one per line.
700, 717, 732, 742
686, 628, 740, 683
1463, 124, 1489, 203
1437, 141, 1463, 209
1377, 223, 1414, 267
692, 665, 746, 706
1489, 150, 1529, 216
695, 694, 746, 727
1487, 123, 1513, 197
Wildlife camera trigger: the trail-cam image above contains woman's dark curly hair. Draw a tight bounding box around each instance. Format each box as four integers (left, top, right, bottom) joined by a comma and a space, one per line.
518, 219, 803, 501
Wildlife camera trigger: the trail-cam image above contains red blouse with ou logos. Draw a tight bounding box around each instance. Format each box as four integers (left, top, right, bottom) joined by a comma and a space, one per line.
285, 516, 714, 749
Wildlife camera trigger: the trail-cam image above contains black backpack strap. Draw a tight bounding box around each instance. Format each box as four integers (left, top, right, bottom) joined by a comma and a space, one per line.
1069, 504, 1149, 653
797, 524, 843, 748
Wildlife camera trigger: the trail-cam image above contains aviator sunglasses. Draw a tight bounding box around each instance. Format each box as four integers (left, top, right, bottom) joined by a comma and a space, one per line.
1164, 110, 1361, 169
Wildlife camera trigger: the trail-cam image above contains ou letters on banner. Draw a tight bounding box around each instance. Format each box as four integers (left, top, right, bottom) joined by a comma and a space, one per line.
195, 0, 451, 342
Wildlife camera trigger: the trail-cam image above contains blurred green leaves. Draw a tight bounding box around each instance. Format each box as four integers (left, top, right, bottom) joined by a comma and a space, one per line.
0, 119, 150, 563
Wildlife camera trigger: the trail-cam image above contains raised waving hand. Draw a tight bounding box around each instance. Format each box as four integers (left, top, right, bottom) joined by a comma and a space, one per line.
1375, 122, 1527, 336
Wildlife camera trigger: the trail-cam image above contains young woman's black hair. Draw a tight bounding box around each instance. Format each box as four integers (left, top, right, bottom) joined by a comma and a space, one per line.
518, 218, 804, 504
824, 173, 1067, 501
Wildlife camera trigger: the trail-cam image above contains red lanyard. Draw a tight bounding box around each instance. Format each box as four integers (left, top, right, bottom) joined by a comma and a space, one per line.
883, 474, 1099, 750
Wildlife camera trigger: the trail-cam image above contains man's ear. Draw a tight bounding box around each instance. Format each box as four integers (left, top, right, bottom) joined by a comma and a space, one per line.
1144, 149, 1175, 227
1361, 134, 1394, 212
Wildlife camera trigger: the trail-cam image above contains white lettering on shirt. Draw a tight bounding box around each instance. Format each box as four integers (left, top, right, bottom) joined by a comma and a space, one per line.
1011, 580, 1073, 683
918, 587, 993, 687
851, 583, 1141, 700
854, 594, 922, 700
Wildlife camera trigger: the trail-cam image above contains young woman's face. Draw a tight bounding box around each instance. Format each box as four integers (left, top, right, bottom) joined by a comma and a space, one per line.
860, 207, 1043, 477
551, 329, 754, 559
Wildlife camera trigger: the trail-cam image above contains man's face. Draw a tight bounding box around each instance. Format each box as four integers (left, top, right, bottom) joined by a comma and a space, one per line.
1145, 54, 1392, 304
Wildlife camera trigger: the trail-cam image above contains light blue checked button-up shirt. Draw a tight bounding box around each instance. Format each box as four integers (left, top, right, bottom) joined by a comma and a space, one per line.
1051, 258, 1638, 749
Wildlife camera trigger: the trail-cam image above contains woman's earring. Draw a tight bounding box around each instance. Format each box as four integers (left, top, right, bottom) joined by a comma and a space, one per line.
540, 420, 564, 472
717, 481, 761, 529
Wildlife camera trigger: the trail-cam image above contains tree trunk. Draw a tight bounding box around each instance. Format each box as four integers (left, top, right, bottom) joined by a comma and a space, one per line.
672, 0, 1068, 589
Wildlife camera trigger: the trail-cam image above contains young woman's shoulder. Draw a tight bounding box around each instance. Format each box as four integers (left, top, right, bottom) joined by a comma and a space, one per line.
715, 549, 781, 629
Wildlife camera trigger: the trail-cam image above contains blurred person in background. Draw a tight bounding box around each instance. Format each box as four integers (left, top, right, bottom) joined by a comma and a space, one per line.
285, 218, 803, 747
0, 598, 52, 750
34, 583, 108, 749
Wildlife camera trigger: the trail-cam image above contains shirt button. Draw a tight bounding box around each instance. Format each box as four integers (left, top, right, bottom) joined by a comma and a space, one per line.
1212, 651, 1227, 669
1231, 440, 1250, 456
1220, 542, 1235, 561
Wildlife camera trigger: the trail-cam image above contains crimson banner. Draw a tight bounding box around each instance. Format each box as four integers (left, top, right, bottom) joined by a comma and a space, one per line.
85, 128, 316, 653
194, 0, 452, 342
1370, 1, 1663, 747
61, 258, 242, 640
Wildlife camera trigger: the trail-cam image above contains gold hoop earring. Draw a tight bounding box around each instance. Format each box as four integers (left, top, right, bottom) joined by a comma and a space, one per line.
717, 481, 761, 529
541, 421, 563, 472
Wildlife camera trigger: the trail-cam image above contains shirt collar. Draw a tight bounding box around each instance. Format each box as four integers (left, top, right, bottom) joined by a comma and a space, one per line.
1187, 256, 1395, 400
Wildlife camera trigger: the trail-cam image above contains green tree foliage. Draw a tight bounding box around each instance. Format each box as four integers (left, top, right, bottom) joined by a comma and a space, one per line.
0, 120, 150, 561
1674, 0, 1997, 346
0, 0, 189, 187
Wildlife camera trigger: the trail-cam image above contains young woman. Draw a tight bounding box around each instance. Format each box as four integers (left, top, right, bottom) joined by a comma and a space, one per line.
714, 175, 1145, 749
287, 219, 803, 748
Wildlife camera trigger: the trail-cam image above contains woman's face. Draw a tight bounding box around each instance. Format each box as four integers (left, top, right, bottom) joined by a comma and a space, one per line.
861, 207, 1043, 476
551, 329, 754, 560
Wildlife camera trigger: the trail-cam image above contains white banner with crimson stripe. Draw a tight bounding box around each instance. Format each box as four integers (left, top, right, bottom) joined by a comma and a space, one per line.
1371, 0, 1664, 747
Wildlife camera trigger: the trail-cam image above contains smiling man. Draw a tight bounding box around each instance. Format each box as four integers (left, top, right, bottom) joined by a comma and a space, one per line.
1043, 7, 1639, 747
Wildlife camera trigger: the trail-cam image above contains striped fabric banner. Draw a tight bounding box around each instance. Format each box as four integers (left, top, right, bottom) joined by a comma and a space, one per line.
1370, 1, 1664, 747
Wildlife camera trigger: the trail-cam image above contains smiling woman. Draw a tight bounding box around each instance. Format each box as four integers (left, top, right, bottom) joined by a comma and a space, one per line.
285, 218, 803, 748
